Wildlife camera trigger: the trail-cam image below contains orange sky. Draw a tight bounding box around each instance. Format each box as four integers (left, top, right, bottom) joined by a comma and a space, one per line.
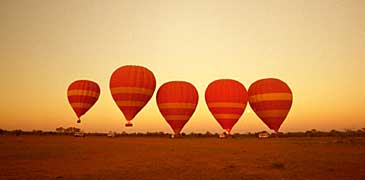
0, 0, 364, 133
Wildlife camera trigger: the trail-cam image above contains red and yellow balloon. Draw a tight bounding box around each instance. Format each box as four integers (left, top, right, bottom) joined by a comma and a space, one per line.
248, 78, 293, 132
110, 65, 156, 127
205, 79, 248, 134
67, 80, 100, 123
157, 81, 198, 135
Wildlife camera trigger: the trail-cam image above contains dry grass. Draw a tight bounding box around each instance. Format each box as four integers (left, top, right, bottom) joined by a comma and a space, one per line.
0, 136, 364, 180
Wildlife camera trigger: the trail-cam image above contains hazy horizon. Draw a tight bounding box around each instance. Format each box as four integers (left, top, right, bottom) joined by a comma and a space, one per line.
1, 0, 364, 134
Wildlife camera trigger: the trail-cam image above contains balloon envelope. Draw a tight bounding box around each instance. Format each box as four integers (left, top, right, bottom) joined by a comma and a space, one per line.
248, 78, 293, 132
205, 79, 248, 134
157, 81, 198, 135
110, 65, 156, 125
67, 80, 100, 123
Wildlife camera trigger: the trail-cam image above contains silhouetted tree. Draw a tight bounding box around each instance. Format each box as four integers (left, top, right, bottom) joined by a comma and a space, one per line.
344, 129, 356, 137
14, 129, 22, 136
330, 129, 340, 137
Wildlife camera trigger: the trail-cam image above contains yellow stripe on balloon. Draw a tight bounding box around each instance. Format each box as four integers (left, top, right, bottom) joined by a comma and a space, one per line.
249, 93, 292, 103
207, 102, 245, 108
111, 87, 154, 95
70, 102, 94, 109
214, 114, 242, 119
164, 115, 191, 121
67, 90, 99, 98
256, 110, 289, 118
116, 100, 146, 107
158, 103, 197, 109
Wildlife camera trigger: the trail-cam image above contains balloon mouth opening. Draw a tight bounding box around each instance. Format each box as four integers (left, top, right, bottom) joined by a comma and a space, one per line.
125, 121, 133, 127
173, 129, 182, 135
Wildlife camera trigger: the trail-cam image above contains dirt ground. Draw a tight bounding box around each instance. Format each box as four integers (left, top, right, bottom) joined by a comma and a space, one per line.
0, 135, 364, 180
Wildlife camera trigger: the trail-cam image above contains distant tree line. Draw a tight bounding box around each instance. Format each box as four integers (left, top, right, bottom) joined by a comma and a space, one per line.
1, 128, 365, 138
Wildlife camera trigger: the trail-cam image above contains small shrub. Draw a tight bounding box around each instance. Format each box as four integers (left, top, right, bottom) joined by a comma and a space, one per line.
272, 162, 285, 169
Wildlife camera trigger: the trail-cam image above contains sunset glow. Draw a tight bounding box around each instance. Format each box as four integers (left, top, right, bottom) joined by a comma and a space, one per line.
1, 0, 364, 133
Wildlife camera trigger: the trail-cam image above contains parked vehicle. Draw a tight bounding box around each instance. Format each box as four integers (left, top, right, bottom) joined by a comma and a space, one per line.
107, 131, 116, 137
258, 132, 270, 138
74, 132, 85, 137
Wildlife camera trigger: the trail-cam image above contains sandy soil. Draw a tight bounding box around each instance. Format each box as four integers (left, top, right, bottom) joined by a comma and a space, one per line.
0, 135, 364, 180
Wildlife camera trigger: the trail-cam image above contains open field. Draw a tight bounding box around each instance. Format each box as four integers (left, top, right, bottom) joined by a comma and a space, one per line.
0, 135, 364, 180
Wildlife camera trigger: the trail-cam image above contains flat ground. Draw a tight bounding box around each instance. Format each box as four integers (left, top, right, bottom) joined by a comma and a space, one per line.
0, 135, 364, 180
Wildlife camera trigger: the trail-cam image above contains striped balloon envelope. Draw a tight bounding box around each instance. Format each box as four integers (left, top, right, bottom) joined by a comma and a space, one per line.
248, 78, 293, 132
205, 79, 248, 134
156, 81, 198, 135
67, 80, 100, 123
110, 65, 156, 127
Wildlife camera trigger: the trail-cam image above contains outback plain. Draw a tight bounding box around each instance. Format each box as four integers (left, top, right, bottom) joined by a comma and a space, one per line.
0, 135, 364, 180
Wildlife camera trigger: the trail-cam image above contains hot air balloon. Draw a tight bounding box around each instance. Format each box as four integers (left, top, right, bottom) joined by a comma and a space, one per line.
110, 65, 156, 127
67, 80, 100, 123
248, 78, 293, 132
156, 81, 198, 136
205, 79, 248, 135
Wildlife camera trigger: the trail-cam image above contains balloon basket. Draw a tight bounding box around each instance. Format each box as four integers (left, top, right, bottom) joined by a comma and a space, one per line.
170, 134, 182, 139
125, 122, 133, 127
77, 120, 81, 123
